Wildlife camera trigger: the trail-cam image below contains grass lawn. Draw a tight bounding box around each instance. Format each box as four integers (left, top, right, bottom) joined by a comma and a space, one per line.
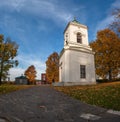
0, 84, 34, 95
55, 82, 120, 111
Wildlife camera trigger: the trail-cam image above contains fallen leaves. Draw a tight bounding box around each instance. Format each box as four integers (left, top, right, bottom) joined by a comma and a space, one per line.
55, 82, 120, 111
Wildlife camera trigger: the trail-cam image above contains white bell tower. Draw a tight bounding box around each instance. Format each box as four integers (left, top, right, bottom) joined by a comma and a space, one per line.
58, 19, 96, 86
64, 19, 89, 46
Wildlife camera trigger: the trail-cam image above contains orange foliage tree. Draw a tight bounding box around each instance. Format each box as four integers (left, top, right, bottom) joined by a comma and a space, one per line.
90, 29, 120, 80
46, 52, 59, 83
24, 65, 37, 84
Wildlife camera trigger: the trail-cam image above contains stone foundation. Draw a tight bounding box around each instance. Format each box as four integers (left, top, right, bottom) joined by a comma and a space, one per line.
53, 81, 96, 86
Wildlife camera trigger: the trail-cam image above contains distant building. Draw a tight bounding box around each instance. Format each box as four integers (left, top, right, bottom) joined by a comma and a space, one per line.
15, 75, 28, 85
36, 79, 41, 85
41, 73, 47, 84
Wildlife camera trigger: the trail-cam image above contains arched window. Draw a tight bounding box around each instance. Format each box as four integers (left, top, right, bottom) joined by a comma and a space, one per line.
77, 33, 82, 43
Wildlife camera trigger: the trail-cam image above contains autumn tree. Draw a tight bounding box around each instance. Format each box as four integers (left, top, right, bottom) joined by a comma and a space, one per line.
46, 52, 59, 83
0, 35, 18, 84
109, 8, 120, 36
24, 65, 37, 84
90, 29, 120, 80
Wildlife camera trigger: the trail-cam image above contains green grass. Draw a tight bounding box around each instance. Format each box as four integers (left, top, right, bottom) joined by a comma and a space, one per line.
0, 84, 34, 95
55, 82, 120, 111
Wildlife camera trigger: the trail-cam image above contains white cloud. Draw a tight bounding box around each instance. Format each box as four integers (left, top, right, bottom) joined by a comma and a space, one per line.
95, 15, 114, 32
92, 15, 114, 40
0, 0, 82, 23
0, 0, 75, 42
0, 0, 86, 41
112, 0, 120, 8
26, 0, 73, 22
9, 54, 46, 81
93, 0, 119, 40
9, 67, 25, 81
1, 15, 18, 30
0, 0, 25, 12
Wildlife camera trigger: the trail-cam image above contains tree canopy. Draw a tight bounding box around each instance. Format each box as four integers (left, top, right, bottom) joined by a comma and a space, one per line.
90, 29, 120, 80
46, 52, 59, 83
0, 35, 18, 84
24, 65, 37, 84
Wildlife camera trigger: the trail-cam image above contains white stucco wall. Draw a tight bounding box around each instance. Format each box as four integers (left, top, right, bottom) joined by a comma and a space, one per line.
59, 49, 96, 83
59, 50, 70, 82
59, 52, 65, 82
69, 50, 96, 83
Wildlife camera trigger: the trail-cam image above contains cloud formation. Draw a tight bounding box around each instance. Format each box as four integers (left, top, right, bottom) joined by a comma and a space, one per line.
0, 0, 74, 23
92, 0, 120, 40
112, 0, 120, 8
9, 67, 25, 81
9, 54, 46, 81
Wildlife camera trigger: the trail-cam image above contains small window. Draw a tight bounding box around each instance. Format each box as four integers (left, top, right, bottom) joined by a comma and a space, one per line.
80, 65, 86, 78
77, 33, 82, 43
66, 33, 68, 41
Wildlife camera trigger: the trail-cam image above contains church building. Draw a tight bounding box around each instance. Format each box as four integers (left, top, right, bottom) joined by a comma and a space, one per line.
58, 19, 96, 86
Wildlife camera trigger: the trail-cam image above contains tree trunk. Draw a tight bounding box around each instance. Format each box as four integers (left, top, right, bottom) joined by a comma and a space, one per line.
0, 61, 3, 85
0, 49, 4, 85
108, 69, 112, 81
0, 76, 2, 85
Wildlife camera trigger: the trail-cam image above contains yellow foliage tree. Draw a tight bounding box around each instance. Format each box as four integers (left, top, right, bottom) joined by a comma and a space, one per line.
24, 65, 37, 84
46, 52, 59, 83
90, 29, 120, 80
0, 35, 18, 84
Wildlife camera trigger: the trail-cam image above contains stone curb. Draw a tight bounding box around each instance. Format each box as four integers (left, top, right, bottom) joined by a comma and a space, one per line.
107, 110, 120, 116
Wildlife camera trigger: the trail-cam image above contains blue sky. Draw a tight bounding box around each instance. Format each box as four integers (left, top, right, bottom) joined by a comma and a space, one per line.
0, 0, 120, 80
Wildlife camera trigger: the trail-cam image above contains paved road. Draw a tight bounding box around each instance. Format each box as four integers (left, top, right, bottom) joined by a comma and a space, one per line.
0, 85, 120, 122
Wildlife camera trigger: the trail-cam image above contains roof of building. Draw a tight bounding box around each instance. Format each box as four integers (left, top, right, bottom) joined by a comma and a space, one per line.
64, 18, 87, 34
72, 17, 81, 24
15, 75, 27, 79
